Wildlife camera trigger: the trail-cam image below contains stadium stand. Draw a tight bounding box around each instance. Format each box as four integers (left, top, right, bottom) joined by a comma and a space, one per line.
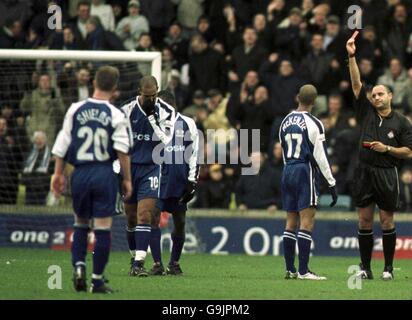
0, 0, 412, 212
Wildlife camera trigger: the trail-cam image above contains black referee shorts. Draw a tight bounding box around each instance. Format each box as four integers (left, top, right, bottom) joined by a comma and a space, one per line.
352, 165, 400, 212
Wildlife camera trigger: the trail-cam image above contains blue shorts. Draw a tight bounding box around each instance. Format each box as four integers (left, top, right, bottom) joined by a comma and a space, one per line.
281, 163, 319, 212
157, 197, 187, 213
126, 164, 161, 204
71, 164, 122, 219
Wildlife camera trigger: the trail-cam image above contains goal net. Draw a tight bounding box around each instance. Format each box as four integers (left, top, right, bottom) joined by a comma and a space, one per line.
0, 49, 161, 210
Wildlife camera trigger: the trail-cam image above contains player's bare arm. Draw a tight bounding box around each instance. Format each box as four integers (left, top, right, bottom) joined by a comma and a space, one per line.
369, 142, 412, 159
347, 33, 362, 98
51, 156, 65, 197
117, 151, 132, 200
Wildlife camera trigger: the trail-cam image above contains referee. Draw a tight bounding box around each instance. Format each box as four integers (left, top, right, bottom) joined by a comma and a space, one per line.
347, 35, 412, 280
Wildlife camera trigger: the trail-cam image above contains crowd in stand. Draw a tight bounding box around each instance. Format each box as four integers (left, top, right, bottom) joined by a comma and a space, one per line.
1, 0, 412, 212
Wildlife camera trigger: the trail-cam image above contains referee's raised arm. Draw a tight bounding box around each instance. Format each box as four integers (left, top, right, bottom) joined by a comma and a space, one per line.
346, 35, 362, 98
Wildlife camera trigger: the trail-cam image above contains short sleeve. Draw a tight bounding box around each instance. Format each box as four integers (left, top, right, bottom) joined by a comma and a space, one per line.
399, 116, 412, 150
354, 86, 373, 124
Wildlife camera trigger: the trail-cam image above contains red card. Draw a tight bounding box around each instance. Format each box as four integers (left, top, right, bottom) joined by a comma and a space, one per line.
362, 141, 372, 148
350, 30, 359, 40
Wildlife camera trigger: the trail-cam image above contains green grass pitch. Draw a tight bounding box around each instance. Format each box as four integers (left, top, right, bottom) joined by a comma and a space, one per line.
0, 248, 411, 300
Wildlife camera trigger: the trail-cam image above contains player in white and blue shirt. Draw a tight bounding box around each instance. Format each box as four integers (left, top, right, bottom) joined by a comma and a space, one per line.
120, 76, 176, 276
278, 84, 337, 281
51, 66, 132, 293
147, 90, 199, 275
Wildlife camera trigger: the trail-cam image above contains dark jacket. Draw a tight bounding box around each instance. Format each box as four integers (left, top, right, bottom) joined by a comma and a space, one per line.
230, 44, 268, 80
198, 179, 230, 209
86, 26, 125, 51
189, 47, 227, 94
260, 63, 304, 118
235, 162, 281, 209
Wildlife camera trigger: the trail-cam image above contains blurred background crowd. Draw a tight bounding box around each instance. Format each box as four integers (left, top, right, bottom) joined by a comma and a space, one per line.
1, 0, 412, 212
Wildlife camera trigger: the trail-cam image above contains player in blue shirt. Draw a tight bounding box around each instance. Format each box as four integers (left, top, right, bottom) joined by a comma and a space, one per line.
51, 66, 133, 293
279, 84, 337, 280
121, 76, 176, 276
147, 90, 199, 276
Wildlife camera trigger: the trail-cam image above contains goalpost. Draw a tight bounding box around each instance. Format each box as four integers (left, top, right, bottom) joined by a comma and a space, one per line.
0, 49, 161, 210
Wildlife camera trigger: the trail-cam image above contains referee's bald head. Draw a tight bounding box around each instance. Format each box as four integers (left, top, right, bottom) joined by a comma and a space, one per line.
298, 84, 318, 107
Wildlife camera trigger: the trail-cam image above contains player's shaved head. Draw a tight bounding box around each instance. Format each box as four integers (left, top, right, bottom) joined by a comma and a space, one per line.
139, 75, 158, 91
95, 65, 119, 92
373, 84, 392, 94
158, 90, 176, 108
298, 84, 318, 107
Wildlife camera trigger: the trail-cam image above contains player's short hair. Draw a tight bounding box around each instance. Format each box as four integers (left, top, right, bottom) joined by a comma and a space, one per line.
77, 1, 91, 9
158, 90, 176, 107
373, 84, 392, 94
298, 84, 318, 106
95, 65, 119, 92
139, 75, 158, 90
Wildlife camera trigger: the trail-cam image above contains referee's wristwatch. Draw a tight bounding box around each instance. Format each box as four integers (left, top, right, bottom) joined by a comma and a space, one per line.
386, 145, 392, 153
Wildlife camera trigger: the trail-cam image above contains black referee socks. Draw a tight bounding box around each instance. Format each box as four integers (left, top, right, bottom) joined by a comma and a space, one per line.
358, 229, 374, 270
382, 228, 396, 270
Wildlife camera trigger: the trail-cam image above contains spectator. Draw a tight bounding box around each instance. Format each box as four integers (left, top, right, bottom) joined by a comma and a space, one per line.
261, 58, 303, 119
401, 68, 412, 114
189, 34, 227, 95
161, 46, 177, 89
228, 27, 268, 87
91, 0, 115, 31
399, 166, 412, 212
165, 69, 189, 112
58, 64, 92, 107
85, 16, 125, 51
300, 33, 340, 112
227, 70, 260, 128
198, 164, 231, 209
135, 32, 155, 75
0, 18, 24, 49
221, 3, 242, 54
0, 117, 18, 204
67, 0, 91, 50
111, 1, 126, 26
196, 15, 215, 44
358, 58, 379, 88
321, 93, 351, 144
182, 90, 208, 131
135, 32, 154, 52
275, 8, 306, 63
203, 89, 231, 132
301, 0, 315, 20
1, 104, 29, 166
269, 141, 283, 206
377, 58, 409, 108
171, 0, 204, 38
323, 15, 347, 63
21, 131, 52, 206
307, 3, 329, 34
20, 73, 65, 147
384, 3, 411, 63
139, 0, 175, 47
357, 25, 384, 69
236, 152, 280, 211
115, 0, 149, 51
237, 85, 273, 152
331, 117, 361, 195
49, 25, 80, 50
266, 0, 288, 29
252, 13, 271, 51
163, 22, 189, 69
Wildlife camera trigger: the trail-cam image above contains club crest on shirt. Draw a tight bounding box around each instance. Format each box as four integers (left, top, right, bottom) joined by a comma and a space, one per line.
175, 129, 185, 138
387, 130, 394, 139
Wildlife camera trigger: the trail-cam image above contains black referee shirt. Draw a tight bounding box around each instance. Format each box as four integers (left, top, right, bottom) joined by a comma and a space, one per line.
354, 86, 412, 168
